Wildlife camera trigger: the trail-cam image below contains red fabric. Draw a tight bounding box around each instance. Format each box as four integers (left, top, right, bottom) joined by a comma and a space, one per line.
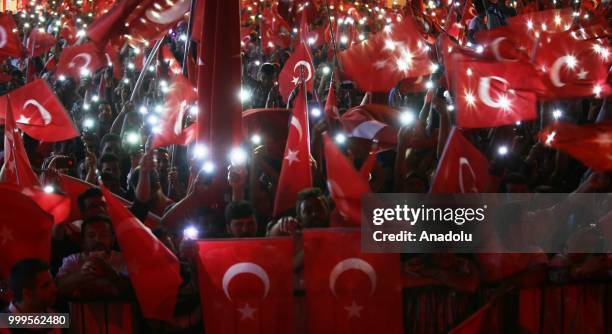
324, 80, 340, 128
0, 72, 11, 83
26, 29, 56, 57
323, 134, 370, 226
101, 186, 182, 321
0, 185, 54, 279
104, 43, 122, 80
430, 128, 490, 193
448, 297, 500, 334
533, 32, 610, 99
273, 88, 312, 216
506, 8, 574, 36
538, 121, 612, 171
86, 0, 138, 48
339, 14, 432, 92
302, 229, 403, 334
0, 79, 79, 142
56, 42, 106, 81
473, 26, 533, 63
43, 55, 57, 73
340, 104, 400, 148
122, 0, 189, 45
161, 44, 183, 77
0, 13, 24, 58
190, 0, 204, 41
197, 238, 295, 334
278, 41, 315, 102
359, 143, 378, 182
452, 58, 544, 128
0, 101, 40, 187
152, 75, 197, 148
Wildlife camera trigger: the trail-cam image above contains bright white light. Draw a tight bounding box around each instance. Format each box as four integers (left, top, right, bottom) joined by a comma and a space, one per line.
292, 28, 298, 34
148, 65, 155, 72
307, 37, 316, 45
322, 66, 331, 75
340, 35, 349, 44
123, 78, 130, 84
83, 103, 90, 110
189, 105, 198, 116
43, 185, 55, 193
147, 115, 159, 125
138, 106, 148, 114
526, 20, 533, 30
179, 34, 187, 42
92, 95, 99, 102
399, 110, 416, 125
58, 75, 66, 81
447, 104, 455, 111
466, 68, 473, 76
127, 62, 135, 70
193, 144, 209, 159
254, 60, 261, 66
83, 118, 95, 129
80, 68, 90, 77
430, 63, 439, 72
464, 90, 476, 107
154, 105, 163, 113
359, 34, 365, 41
425, 80, 434, 89
238, 88, 252, 102
334, 133, 347, 144
515, 121, 522, 126
552, 109, 563, 119
126, 132, 140, 144
565, 55, 577, 69
593, 84, 603, 97
251, 134, 262, 145
475, 45, 484, 53
183, 226, 199, 240
311, 107, 321, 117
497, 145, 509, 155
229, 147, 248, 166
202, 161, 215, 174
76, 29, 86, 37
498, 95, 511, 110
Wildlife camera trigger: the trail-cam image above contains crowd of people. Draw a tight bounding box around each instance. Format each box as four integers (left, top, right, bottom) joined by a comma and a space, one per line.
0, 0, 611, 333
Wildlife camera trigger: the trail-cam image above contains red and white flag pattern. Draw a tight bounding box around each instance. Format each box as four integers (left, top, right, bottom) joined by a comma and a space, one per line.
0, 101, 40, 187
278, 41, 315, 102
56, 43, 106, 81
0, 13, 23, 58
152, 75, 197, 148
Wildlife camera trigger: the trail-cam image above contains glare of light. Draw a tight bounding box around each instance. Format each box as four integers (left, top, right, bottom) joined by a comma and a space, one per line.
147, 114, 159, 125
447, 104, 455, 111
202, 160, 215, 174
127, 62, 135, 70
425, 80, 434, 89
292, 28, 298, 34
24, 23, 30, 28
154, 105, 163, 113
526, 20, 533, 30
126, 132, 140, 145
593, 84, 602, 97
311, 107, 322, 117
76, 29, 86, 37
193, 144, 209, 159
58, 75, 66, 81
251, 134, 262, 145
83, 118, 95, 129
498, 95, 511, 110
267, 41, 274, 48
515, 121, 521, 126
430, 63, 439, 72
358, 34, 365, 41
179, 34, 187, 41
138, 106, 148, 114
464, 90, 476, 107
189, 105, 198, 116
554, 15, 562, 25
552, 109, 563, 119
254, 60, 261, 66
229, 147, 248, 166
497, 145, 509, 155
123, 78, 130, 84
340, 35, 349, 44
43, 185, 55, 193
92, 95, 99, 102
572, 11, 580, 17
545, 131, 556, 145
466, 68, 473, 76
183, 226, 199, 240
541, 23, 547, 31
322, 66, 331, 75
593, 44, 609, 61
334, 133, 347, 144
475, 45, 484, 53
83, 103, 90, 111
384, 39, 396, 51
238, 88, 252, 102
399, 110, 416, 126
148, 65, 155, 72
80, 68, 90, 77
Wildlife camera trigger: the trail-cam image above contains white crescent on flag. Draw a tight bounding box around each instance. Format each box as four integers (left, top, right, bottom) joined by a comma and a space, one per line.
329, 258, 377, 297
0, 26, 7, 48
145, 0, 190, 25
68, 53, 92, 69
22, 99, 52, 125
478, 76, 510, 109
222, 262, 271, 302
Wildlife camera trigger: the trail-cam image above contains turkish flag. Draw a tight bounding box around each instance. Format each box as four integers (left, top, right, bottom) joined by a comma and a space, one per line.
278, 41, 315, 102
0, 13, 24, 58
303, 229, 403, 334
86, 0, 137, 47
533, 32, 610, 98
122, 0, 189, 44
506, 8, 574, 37
340, 104, 400, 149
539, 121, 612, 171
273, 88, 312, 216
0, 101, 40, 187
323, 134, 370, 226
26, 29, 57, 57
430, 128, 490, 193
152, 75, 197, 148
60, 22, 77, 45
324, 81, 340, 128
197, 238, 295, 334
101, 186, 182, 321
56, 42, 106, 81
160, 44, 183, 78
0, 185, 54, 279
0, 79, 79, 142
474, 26, 533, 63
452, 58, 544, 128
339, 14, 433, 92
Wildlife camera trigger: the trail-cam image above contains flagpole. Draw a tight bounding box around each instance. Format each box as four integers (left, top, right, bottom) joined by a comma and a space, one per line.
6, 98, 21, 184
323, 0, 340, 71
130, 37, 165, 102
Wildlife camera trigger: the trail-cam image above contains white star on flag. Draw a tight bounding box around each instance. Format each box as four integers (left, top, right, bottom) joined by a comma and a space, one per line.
16, 115, 31, 124
291, 77, 300, 85
344, 300, 363, 318
285, 149, 300, 165
576, 68, 588, 80
237, 303, 257, 320
0, 225, 15, 246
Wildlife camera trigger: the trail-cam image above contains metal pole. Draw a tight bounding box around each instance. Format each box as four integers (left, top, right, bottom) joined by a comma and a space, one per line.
130, 37, 165, 102
181, 0, 197, 76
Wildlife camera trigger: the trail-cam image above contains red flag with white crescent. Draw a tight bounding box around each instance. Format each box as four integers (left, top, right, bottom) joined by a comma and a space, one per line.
197, 238, 295, 334
430, 128, 490, 193
0, 79, 79, 142
303, 229, 403, 334
152, 75, 197, 148
26, 29, 56, 57
278, 41, 315, 102
273, 87, 312, 216
56, 42, 106, 81
0, 101, 40, 187
0, 13, 24, 58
